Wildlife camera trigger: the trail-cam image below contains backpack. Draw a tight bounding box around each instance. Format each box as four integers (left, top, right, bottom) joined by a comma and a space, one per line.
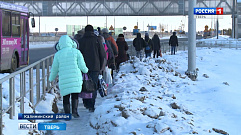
105, 40, 114, 60
103, 43, 109, 60
145, 39, 151, 51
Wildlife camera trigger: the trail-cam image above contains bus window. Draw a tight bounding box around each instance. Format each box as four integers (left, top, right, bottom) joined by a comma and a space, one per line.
12, 13, 20, 37
2, 11, 11, 36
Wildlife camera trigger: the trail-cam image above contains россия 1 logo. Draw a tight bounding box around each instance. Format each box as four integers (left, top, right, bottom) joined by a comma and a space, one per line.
194, 8, 223, 15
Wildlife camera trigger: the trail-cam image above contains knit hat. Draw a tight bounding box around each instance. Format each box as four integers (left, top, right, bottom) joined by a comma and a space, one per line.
97, 27, 101, 32
102, 28, 108, 33
118, 34, 124, 38
85, 25, 94, 32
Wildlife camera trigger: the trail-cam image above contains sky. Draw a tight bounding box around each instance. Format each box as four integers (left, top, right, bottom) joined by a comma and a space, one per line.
1, 35, 241, 135
30, 15, 232, 33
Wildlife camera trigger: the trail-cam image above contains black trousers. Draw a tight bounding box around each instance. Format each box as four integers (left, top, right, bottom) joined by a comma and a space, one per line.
153, 50, 159, 58
63, 93, 79, 105
82, 71, 99, 109
63, 93, 79, 114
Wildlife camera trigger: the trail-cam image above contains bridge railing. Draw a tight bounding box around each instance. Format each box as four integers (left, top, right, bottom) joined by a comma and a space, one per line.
0, 54, 54, 135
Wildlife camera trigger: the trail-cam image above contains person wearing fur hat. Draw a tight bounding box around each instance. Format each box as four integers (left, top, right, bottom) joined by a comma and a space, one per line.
49, 35, 88, 118
78, 25, 106, 112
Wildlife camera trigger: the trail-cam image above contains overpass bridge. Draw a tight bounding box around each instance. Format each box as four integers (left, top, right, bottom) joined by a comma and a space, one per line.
1, 0, 235, 16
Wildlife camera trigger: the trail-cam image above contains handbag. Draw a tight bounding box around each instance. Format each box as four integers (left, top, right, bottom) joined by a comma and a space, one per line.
103, 67, 112, 84
82, 73, 96, 93
98, 75, 108, 97
159, 50, 162, 57
79, 91, 92, 99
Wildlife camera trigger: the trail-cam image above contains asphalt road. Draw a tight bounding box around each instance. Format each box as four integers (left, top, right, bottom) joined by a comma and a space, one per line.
28, 38, 189, 64
29, 47, 56, 64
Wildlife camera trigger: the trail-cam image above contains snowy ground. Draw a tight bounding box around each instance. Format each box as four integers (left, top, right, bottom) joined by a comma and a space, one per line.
1, 36, 241, 135
51, 47, 241, 135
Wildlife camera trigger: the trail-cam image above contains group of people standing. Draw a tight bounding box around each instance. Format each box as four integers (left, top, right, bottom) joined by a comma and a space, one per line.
133, 31, 179, 59
133, 32, 161, 60
49, 24, 129, 118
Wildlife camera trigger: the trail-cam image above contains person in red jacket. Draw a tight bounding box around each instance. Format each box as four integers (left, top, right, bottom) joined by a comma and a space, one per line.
102, 28, 118, 56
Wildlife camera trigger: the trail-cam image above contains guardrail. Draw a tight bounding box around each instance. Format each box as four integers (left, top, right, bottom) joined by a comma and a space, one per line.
196, 40, 241, 49
127, 40, 241, 57
0, 54, 54, 135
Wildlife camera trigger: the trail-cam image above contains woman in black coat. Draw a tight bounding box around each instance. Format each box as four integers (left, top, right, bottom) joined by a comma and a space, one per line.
115, 34, 128, 70
152, 34, 161, 58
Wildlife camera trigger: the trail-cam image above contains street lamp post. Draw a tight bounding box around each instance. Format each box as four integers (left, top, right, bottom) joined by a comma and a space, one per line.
185, 0, 197, 81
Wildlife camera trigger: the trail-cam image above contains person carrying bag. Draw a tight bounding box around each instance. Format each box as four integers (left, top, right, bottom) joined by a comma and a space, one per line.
81, 73, 96, 93
78, 25, 106, 112
49, 35, 88, 118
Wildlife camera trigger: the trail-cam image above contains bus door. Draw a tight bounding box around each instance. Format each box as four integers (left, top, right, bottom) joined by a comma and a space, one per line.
0, 10, 2, 69
20, 16, 29, 65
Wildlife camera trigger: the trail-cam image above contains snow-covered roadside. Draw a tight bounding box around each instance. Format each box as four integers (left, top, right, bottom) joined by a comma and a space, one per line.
88, 48, 241, 135
1, 36, 241, 135
0, 70, 56, 135
2, 93, 55, 135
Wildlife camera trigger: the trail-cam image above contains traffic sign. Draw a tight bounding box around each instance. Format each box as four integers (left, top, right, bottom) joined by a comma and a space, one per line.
109, 25, 114, 30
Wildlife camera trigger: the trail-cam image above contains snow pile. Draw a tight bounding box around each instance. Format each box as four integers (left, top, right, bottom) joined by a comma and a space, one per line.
90, 57, 202, 134
89, 48, 241, 135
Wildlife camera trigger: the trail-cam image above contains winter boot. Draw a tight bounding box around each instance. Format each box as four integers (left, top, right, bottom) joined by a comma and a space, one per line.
72, 99, 80, 118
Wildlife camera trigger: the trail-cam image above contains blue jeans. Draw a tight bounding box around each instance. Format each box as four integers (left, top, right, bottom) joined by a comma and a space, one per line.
171, 46, 176, 55
136, 51, 143, 60
145, 52, 151, 58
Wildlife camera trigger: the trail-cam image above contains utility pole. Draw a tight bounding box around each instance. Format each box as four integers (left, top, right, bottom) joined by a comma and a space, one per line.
39, 16, 40, 36
217, 18, 219, 39
87, 16, 88, 25
106, 16, 107, 28
185, 0, 197, 81
232, 0, 237, 38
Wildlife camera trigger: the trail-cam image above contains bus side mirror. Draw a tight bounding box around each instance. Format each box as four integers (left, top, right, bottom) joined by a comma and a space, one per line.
31, 18, 35, 28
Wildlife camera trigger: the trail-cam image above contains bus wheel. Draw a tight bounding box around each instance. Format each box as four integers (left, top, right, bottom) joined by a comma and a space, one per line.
10, 54, 18, 73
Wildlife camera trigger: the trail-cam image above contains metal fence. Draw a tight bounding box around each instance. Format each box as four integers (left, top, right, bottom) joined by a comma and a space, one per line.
0, 54, 54, 135
127, 40, 241, 57
196, 40, 241, 49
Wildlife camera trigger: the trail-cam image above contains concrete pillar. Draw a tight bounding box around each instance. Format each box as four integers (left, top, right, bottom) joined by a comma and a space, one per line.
185, 0, 197, 81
